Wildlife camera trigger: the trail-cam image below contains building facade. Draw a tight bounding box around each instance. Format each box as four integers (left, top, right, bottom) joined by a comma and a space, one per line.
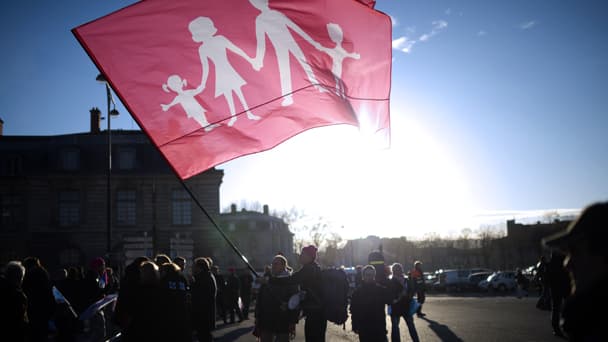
217, 204, 295, 272
0, 110, 226, 270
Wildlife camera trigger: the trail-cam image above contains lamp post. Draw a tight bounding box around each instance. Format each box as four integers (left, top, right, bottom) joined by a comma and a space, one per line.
96, 74, 119, 256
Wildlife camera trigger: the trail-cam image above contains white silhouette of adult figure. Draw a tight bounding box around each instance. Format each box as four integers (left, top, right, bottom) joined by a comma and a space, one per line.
160, 74, 219, 131
249, 0, 327, 107
188, 16, 260, 127
315, 23, 360, 97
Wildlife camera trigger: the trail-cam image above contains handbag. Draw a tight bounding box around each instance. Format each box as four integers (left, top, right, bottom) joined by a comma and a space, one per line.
408, 298, 421, 316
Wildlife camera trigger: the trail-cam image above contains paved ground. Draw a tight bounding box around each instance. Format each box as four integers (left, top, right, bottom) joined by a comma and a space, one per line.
213, 294, 563, 341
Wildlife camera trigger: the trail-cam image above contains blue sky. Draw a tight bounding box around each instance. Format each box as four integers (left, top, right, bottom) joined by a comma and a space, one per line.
1, 1, 607, 239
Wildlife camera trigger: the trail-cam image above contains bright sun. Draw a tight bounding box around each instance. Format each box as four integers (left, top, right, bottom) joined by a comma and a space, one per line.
220, 111, 479, 240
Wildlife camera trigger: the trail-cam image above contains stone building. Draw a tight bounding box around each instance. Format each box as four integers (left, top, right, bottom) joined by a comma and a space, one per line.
217, 204, 295, 272
0, 109, 226, 271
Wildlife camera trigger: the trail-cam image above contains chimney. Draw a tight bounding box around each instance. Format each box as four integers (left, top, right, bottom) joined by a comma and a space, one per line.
0, 117, 4, 136
230, 203, 237, 213
263, 204, 269, 215
90, 107, 101, 134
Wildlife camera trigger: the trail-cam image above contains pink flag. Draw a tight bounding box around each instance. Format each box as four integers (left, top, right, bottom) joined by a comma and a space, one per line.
73, 0, 391, 179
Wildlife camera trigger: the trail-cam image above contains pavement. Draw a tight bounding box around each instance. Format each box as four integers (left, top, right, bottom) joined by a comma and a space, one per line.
212, 294, 562, 342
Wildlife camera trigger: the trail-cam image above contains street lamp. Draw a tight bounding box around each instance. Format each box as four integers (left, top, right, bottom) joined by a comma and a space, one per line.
96, 74, 119, 256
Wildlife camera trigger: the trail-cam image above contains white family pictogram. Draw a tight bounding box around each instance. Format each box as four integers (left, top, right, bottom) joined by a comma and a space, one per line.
160, 0, 360, 130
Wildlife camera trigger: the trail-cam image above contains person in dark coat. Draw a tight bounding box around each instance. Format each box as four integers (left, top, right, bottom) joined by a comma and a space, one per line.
225, 267, 244, 323
545, 251, 571, 337
290, 245, 326, 342
0, 261, 29, 342
158, 262, 192, 342
388, 263, 419, 342
114, 257, 149, 337
22, 256, 56, 342
543, 201, 608, 341
239, 270, 254, 320
255, 255, 300, 342
191, 257, 217, 342
212, 265, 228, 324
350, 265, 394, 342
124, 261, 162, 342
408, 261, 426, 317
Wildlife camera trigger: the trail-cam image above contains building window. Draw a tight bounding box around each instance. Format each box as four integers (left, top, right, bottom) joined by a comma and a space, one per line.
60, 148, 80, 171
117, 190, 136, 226
1, 193, 22, 231
228, 222, 236, 232
118, 147, 136, 170
59, 248, 81, 266
172, 189, 191, 225
58, 191, 80, 227
2, 156, 22, 176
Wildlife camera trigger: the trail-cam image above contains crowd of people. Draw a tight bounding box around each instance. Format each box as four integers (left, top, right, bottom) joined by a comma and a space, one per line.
1, 201, 606, 342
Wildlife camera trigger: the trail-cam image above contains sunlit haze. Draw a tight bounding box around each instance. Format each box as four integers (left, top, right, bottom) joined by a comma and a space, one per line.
2, 0, 607, 240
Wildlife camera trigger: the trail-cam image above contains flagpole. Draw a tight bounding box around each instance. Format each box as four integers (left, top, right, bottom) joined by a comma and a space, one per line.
179, 180, 260, 278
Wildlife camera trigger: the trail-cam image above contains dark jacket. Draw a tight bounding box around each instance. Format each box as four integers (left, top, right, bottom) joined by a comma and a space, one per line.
255, 272, 300, 333
350, 281, 393, 337
191, 271, 217, 331
289, 261, 323, 315
388, 276, 415, 317
0, 276, 29, 341
562, 276, 608, 342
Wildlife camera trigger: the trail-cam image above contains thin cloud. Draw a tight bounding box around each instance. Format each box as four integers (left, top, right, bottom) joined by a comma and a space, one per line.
419, 20, 448, 42
393, 20, 448, 55
390, 15, 399, 27
445, 8, 452, 15
477, 30, 487, 37
392, 36, 416, 54
519, 20, 537, 30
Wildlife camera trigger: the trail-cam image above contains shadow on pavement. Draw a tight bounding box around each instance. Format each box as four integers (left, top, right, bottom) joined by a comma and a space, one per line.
214, 326, 255, 342
420, 316, 464, 342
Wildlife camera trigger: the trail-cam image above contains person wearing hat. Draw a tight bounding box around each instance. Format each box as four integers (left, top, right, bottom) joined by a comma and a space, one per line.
542, 201, 608, 341
269, 245, 327, 341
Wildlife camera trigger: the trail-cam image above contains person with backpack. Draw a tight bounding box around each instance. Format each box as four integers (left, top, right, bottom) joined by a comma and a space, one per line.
350, 265, 394, 342
388, 263, 420, 342
269, 245, 327, 342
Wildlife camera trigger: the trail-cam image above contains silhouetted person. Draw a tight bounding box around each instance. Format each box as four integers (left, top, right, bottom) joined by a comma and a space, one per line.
255, 255, 299, 342
212, 265, 228, 324
534, 256, 550, 310
388, 263, 420, 342
114, 257, 149, 337
158, 262, 191, 342
354, 265, 363, 288
225, 267, 243, 323
543, 201, 608, 341
22, 256, 55, 342
262, 245, 326, 341
125, 261, 162, 342
191, 257, 216, 342
0, 261, 28, 341
239, 270, 254, 319
350, 265, 394, 342
545, 251, 570, 337
409, 261, 426, 317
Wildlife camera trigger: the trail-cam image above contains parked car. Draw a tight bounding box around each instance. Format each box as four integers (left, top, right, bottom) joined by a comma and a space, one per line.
467, 272, 493, 291
479, 271, 517, 292
434, 269, 472, 292
433, 268, 494, 292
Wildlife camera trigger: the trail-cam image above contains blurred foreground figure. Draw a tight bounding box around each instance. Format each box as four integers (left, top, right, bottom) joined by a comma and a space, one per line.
543, 201, 608, 341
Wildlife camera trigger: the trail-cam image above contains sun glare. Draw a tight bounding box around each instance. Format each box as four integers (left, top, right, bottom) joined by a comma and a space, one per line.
220, 113, 479, 240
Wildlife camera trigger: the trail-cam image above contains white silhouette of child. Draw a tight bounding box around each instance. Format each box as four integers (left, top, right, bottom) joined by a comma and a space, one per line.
315, 23, 360, 97
161, 74, 219, 131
